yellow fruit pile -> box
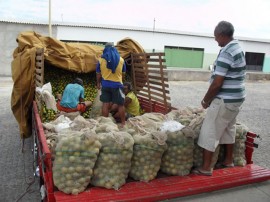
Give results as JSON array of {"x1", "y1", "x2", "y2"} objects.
[{"x1": 41, "y1": 63, "x2": 132, "y2": 122}]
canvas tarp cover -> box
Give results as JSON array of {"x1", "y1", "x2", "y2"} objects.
[{"x1": 11, "y1": 31, "x2": 145, "y2": 138}]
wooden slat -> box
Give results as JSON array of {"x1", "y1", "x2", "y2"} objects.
[
  {"x1": 36, "y1": 55, "x2": 43, "y2": 61},
  {"x1": 138, "y1": 92, "x2": 168, "y2": 104},
  {"x1": 35, "y1": 68, "x2": 43, "y2": 75},
  {"x1": 35, "y1": 48, "x2": 44, "y2": 89},
  {"x1": 147, "y1": 64, "x2": 167, "y2": 69},
  {"x1": 131, "y1": 52, "x2": 171, "y2": 113},
  {"x1": 138, "y1": 90, "x2": 171, "y2": 102},
  {"x1": 149, "y1": 80, "x2": 169, "y2": 88},
  {"x1": 148, "y1": 75, "x2": 169, "y2": 82},
  {"x1": 137, "y1": 88, "x2": 168, "y2": 98},
  {"x1": 132, "y1": 58, "x2": 166, "y2": 64},
  {"x1": 147, "y1": 85, "x2": 170, "y2": 94},
  {"x1": 147, "y1": 58, "x2": 166, "y2": 63},
  {"x1": 134, "y1": 68, "x2": 166, "y2": 76},
  {"x1": 134, "y1": 73, "x2": 147, "y2": 79},
  {"x1": 133, "y1": 63, "x2": 147, "y2": 68},
  {"x1": 36, "y1": 61, "x2": 43, "y2": 68},
  {"x1": 132, "y1": 52, "x2": 165, "y2": 57},
  {"x1": 35, "y1": 74, "x2": 43, "y2": 83},
  {"x1": 36, "y1": 48, "x2": 44, "y2": 54},
  {"x1": 133, "y1": 63, "x2": 166, "y2": 69},
  {"x1": 135, "y1": 84, "x2": 170, "y2": 94}
]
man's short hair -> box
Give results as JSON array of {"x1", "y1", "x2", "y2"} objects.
[
  {"x1": 73, "y1": 78, "x2": 83, "y2": 86},
  {"x1": 123, "y1": 82, "x2": 132, "y2": 91},
  {"x1": 105, "y1": 42, "x2": 114, "y2": 48},
  {"x1": 215, "y1": 21, "x2": 234, "y2": 37}
]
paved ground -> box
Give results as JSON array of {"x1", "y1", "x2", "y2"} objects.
[{"x1": 0, "y1": 77, "x2": 269, "y2": 202}]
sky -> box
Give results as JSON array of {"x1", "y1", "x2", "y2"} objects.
[{"x1": 0, "y1": 0, "x2": 270, "y2": 39}]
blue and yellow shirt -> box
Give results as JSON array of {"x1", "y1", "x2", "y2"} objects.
[{"x1": 96, "y1": 57, "x2": 126, "y2": 88}]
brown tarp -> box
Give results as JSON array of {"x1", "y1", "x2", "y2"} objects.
[{"x1": 11, "y1": 31, "x2": 145, "y2": 139}]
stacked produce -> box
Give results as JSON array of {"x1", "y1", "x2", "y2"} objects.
[
  {"x1": 126, "y1": 113, "x2": 168, "y2": 181},
  {"x1": 127, "y1": 113, "x2": 166, "y2": 134},
  {"x1": 161, "y1": 127, "x2": 194, "y2": 176},
  {"x1": 41, "y1": 63, "x2": 132, "y2": 122},
  {"x1": 217, "y1": 123, "x2": 248, "y2": 166},
  {"x1": 129, "y1": 131, "x2": 167, "y2": 182},
  {"x1": 160, "y1": 108, "x2": 202, "y2": 175},
  {"x1": 234, "y1": 123, "x2": 248, "y2": 166},
  {"x1": 52, "y1": 129, "x2": 101, "y2": 195},
  {"x1": 193, "y1": 143, "x2": 220, "y2": 169},
  {"x1": 91, "y1": 118, "x2": 134, "y2": 190}
]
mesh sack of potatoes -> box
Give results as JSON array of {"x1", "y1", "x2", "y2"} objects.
[
  {"x1": 44, "y1": 132, "x2": 58, "y2": 160},
  {"x1": 69, "y1": 115, "x2": 98, "y2": 131},
  {"x1": 91, "y1": 131, "x2": 134, "y2": 190},
  {"x1": 193, "y1": 141, "x2": 220, "y2": 169},
  {"x1": 160, "y1": 125, "x2": 195, "y2": 176},
  {"x1": 189, "y1": 113, "x2": 220, "y2": 169},
  {"x1": 166, "y1": 107, "x2": 204, "y2": 125},
  {"x1": 95, "y1": 116, "x2": 119, "y2": 133},
  {"x1": 52, "y1": 128, "x2": 101, "y2": 195},
  {"x1": 127, "y1": 113, "x2": 166, "y2": 134},
  {"x1": 217, "y1": 123, "x2": 248, "y2": 166},
  {"x1": 129, "y1": 131, "x2": 167, "y2": 182}
]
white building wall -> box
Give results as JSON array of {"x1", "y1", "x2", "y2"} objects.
[
  {"x1": 0, "y1": 22, "x2": 57, "y2": 76},
  {"x1": 1, "y1": 22, "x2": 270, "y2": 75},
  {"x1": 57, "y1": 26, "x2": 221, "y2": 53},
  {"x1": 57, "y1": 26, "x2": 270, "y2": 54}
]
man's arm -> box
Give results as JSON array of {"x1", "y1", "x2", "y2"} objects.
[
  {"x1": 96, "y1": 73, "x2": 101, "y2": 90},
  {"x1": 122, "y1": 60, "x2": 126, "y2": 82},
  {"x1": 124, "y1": 97, "x2": 132, "y2": 108},
  {"x1": 79, "y1": 88, "x2": 85, "y2": 102},
  {"x1": 96, "y1": 61, "x2": 102, "y2": 89},
  {"x1": 201, "y1": 75, "x2": 224, "y2": 109}
]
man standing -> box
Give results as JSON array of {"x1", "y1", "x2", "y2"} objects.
[
  {"x1": 96, "y1": 42, "x2": 126, "y2": 126},
  {"x1": 193, "y1": 21, "x2": 246, "y2": 176}
]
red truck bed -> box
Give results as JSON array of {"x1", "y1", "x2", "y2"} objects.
[{"x1": 33, "y1": 101, "x2": 270, "y2": 202}]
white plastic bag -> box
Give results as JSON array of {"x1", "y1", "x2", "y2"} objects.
[
  {"x1": 89, "y1": 90, "x2": 102, "y2": 118},
  {"x1": 54, "y1": 115, "x2": 72, "y2": 132},
  {"x1": 36, "y1": 82, "x2": 57, "y2": 111},
  {"x1": 160, "y1": 120, "x2": 185, "y2": 132}
]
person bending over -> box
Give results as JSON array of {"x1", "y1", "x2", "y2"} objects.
[
  {"x1": 96, "y1": 42, "x2": 126, "y2": 126},
  {"x1": 56, "y1": 78, "x2": 92, "y2": 113}
]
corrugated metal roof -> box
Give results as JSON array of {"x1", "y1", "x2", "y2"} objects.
[{"x1": 1, "y1": 19, "x2": 269, "y2": 43}]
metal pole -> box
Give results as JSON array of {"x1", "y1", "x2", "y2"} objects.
[{"x1": 49, "y1": 0, "x2": 52, "y2": 37}]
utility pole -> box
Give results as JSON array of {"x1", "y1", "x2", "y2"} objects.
[
  {"x1": 153, "y1": 18, "x2": 156, "y2": 33},
  {"x1": 153, "y1": 18, "x2": 156, "y2": 52},
  {"x1": 49, "y1": 0, "x2": 52, "y2": 37}
]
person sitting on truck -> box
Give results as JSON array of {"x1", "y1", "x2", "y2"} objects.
[
  {"x1": 56, "y1": 78, "x2": 92, "y2": 113},
  {"x1": 111, "y1": 82, "x2": 143, "y2": 120},
  {"x1": 193, "y1": 21, "x2": 246, "y2": 176},
  {"x1": 96, "y1": 42, "x2": 126, "y2": 127}
]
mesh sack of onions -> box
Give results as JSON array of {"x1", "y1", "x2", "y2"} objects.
[
  {"x1": 129, "y1": 131, "x2": 167, "y2": 182},
  {"x1": 94, "y1": 116, "x2": 119, "y2": 133},
  {"x1": 52, "y1": 129, "x2": 101, "y2": 195},
  {"x1": 193, "y1": 140, "x2": 220, "y2": 169},
  {"x1": 127, "y1": 113, "x2": 166, "y2": 135},
  {"x1": 160, "y1": 125, "x2": 195, "y2": 176},
  {"x1": 91, "y1": 131, "x2": 134, "y2": 190},
  {"x1": 217, "y1": 123, "x2": 248, "y2": 167}
]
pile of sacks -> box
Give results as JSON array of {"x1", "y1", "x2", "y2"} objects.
[{"x1": 42, "y1": 107, "x2": 248, "y2": 195}]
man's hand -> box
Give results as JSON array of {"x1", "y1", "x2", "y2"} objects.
[
  {"x1": 201, "y1": 100, "x2": 209, "y2": 109},
  {"x1": 97, "y1": 83, "x2": 101, "y2": 90}
]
